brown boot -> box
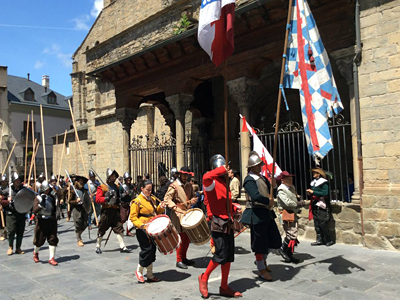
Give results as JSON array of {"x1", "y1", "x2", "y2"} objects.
[
  {"x1": 77, "y1": 240, "x2": 84, "y2": 247},
  {"x1": 258, "y1": 269, "x2": 273, "y2": 281},
  {"x1": 7, "y1": 247, "x2": 13, "y2": 255},
  {"x1": 15, "y1": 248, "x2": 25, "y2": 254}
]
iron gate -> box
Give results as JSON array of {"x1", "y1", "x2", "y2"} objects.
[
  {"x1": 257, "y1": 116, "x2": 354, "y2": 202},
  {"x1": 130, "y1": 134, "x2": 208, "y2": 190}
]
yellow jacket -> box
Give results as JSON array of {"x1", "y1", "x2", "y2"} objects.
[{"x1": 129, "y1": 193, "x2": 164, "y2": 228}]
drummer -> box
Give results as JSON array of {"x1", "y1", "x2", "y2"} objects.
[
  {"x1": 0, "y1": 171, "x2": 27, "y2": 255},
  {"x1": 164, "y1": 166, "x2": 197, "y2": 269},
  {"x1": 130, "y1": 180, "x2": 166, "y2": 283}
]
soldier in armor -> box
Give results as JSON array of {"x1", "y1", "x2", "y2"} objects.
[
  {"x1": 164, "y1": 166, "x2": 197, "y2": 269},
  {"x1": 0, "y1": 174, "x2": 8, "y2": 241},
  {"x1": 85, "y1": 170, "x2": 100, "y2": 229},
  {"x1": 67, "y1": 175, "x2": 89, "y2": 247},
  {"x1": 32, "y1": 181, "x2": 59, "y2": 266},
  {"x1": 95, "y1": 168, "x2": 132, "y2": 254},
  {"x1": 35, "y1": 173, "x2": 45, "y2": 192},
  {"x1": 120, "y1": 172, "x2": 135, "y2": 236},
  {"x1": 0, "y1": 171, "x2": 27, "y2": 255},
  {"x1": 242, "y1": 152, "x2": 282, "y2": 281}
]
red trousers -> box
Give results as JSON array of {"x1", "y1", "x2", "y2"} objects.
[{"x1": 176, "y1": 232, "x2": 190, "y2": 262}]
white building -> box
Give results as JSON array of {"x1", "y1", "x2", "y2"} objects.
[{"x1": 0, "y1": 66, "x2": 71, "y2": 180}]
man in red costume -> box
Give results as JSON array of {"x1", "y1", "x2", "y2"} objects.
[{"x1": 198, "y1": 154, "x2": 242, "y2": 298}]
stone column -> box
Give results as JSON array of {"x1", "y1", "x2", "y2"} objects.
[
  {"x1": 334, "y1": 50, "x2": 360, "y2": 204},
  {"x1": 227, "y1": 77, "x2": 258, "y2": 188},
  {"x1": 116, "y1": 108, "x2": 138, "y2": 173},
  {"x1": 166, "y1": 94, "x2": 193, "y2": 169},
  {"x1": 140, "y1": 104, "x2": 155, "y2": 147}
]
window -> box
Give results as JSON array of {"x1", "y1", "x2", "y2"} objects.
[
  {"x1": 48, "y1": 94, "x2": 57, "y2": 104},
  {"x1": 24, "y1": 89, "x2": 34, "y2": 101}
]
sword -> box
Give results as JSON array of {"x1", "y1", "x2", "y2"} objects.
[
  {"x1": 103, "y1": 228, "x2": 113, "y2": 249},
  {"x1": 65, "y1": 170, "x2": 80, "y2": 200}
]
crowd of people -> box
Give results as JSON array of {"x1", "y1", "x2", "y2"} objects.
[{"x1": 0, "y1": 151, "x2": 335, "y2": 298}]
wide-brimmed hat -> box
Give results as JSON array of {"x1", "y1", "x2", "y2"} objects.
[
  {"x1": 75, "y1": 175, "x2": 88, "y2": 185},
  {"x1": 179, "y1": 166, "x2": 194, "y2": 176},
  {"x1": 309, "y1": 168, "x2": 327, "y2": 179},
  {"x1": 277, "y1": 171, "x2": 295, "y2": 181}
]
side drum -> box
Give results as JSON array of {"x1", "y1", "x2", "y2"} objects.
[
  {"x1": 146, "y1": 214, "x2": 181, "y2": 255},
  {"x1": 180, "y1": 208, "x2": 211, "y2": 245}
]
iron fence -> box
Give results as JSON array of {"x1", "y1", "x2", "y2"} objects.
[{"x1": 258, "y1": 117, "x2": 353, "y2": 202}]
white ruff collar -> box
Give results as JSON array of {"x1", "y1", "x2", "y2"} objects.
[
  {"x1": 311, "y1": 178, "x2": 327, "y2": 187},
  {"x1": 249, "y1": 171, "x2": 260, "y2": 180}
]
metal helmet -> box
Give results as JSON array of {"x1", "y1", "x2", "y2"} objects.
[
  {"x1": 40, "y1": 180, "x2": 51, "y2": 192},
  {"x1": 106, "y1": 168, "x2": 119, "y2": 179},
  {"x1": 123, "y1": 172, "x2": 132, "y2": 180},
  {"x1": 170, "y1": 167, "x2": 178, "y2": 177},
  {"x1": 50, "y1": 175, "x2": 57, "y2": 181},
  {"x1": 246, "y1": 151, "x2": 265, "y2": 168},
  {"x1": 38, "y1": 173, "x2": 45, "y2": 179},
  {"x1": 11, "y1": 171, "x2": 20, "y2": 182},
  {"x1": 89, "y1": 170, "x2": 95, "y2": 177},
  {"x1": 0, "y1": 173, "x2": 7, "y2": 182},
  {"x1": 210, "y1": 154, "x2": 226, "y2": 170}
]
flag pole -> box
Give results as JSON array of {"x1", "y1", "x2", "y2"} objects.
[
  {"x1": 270, "y1": 0, "x2": 294, "y2": 204},
  {"x1": 223, "y1": 60, "x2": 232, "y2": 219}
]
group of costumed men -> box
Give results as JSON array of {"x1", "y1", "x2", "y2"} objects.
[{"x1": 0, "y1": 150, "x2": 334, "y2": 299}]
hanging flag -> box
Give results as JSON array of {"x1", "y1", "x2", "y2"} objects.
[
  {"x1": 198, "y1": 0, "x2": 235, "y2": 66},
  {"x1": 283, "y1": 0, "x2": 344, "y2": 161},
  {"x1": 240, "y1": 115, "x2": 282, "y2": 178}
]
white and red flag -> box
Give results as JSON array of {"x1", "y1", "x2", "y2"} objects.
[
  {"x1": 240, "y1": 115, "x2": 282, "y2": 178},
  {"x1": 198, "y1": 0, "x2": 235, "y2": 66}
]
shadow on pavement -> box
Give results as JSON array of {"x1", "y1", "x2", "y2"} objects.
[
  {"x1": 235, "y1": 246, "x2": 251, "y2": 255},
  {"x1": 229, "y1": 277, "x2": 261, "y2": 293},
  {"x1": 103, "y1": 245, "x2": 139, "y2": 253},
  {"x1": 293, "y1": 252, "x2": 315, "y2": 262},
  {"x1": 318, "y1": 255, "x2": 366, "y2": 275},
  {"x1": 57, "y1": 254, "x2": 80, "y2": 263},
  {"x1": 192, "y1": 256, "x2": 211, "y2": 268},
  {"x1": 155, "y1": 269, "x2": 191, "y2": 282}
]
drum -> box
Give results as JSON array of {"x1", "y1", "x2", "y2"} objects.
[
  {"x1": 180, "y1": 208, "x2": 211, "y2": 245},
  {"x1": 232, "y1": 203, "x2": 244, "y2": 232},
  {"x1": 146, "y1": 214, "x2": 181, "y2": 255}
]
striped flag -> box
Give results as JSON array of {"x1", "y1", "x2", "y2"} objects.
[
  {"x1": 240, "y1": 115, "x2": 282, "y2": 178},
  {"x1": 198, "y1": 0, "x2": 235, "y2": 66},
  {"x1": 283, "y1": 0, "x2": 344, "y2": 161}
]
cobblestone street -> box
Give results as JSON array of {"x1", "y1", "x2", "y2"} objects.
[{"x1": 1, "y1": 219, "x2": 400, "y2": 299}]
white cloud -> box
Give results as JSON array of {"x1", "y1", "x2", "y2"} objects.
[
  {"x1": 91, "y1": 0, "x2": 104, "y2": 18},
  {"x1": 34, "y1": 60, "x2": 44, "y2": 69},
  {"x1": 72, "y1": 15, "x2": 91, "y2": 31},
  {"x1": 43, "y1": 44, "x2": 72, "y2": 68}
]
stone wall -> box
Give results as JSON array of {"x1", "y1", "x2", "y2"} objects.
[{"x1": 357, "y1": 0, "x2": 400, "y2": 250}]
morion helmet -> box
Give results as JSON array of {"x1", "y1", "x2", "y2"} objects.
[{"x1": 210, "y1": 154, "x2": 226, "y2": 170}]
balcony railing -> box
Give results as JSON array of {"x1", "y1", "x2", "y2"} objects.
[{"x1": 21, "y1": 131, "x2": 40, "y2": 142}]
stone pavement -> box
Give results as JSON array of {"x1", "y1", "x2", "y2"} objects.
[{"x1": 1, "y1": 219, "x2": 400, "y2": 300}]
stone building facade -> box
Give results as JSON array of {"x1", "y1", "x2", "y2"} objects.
[{"x1": 52, "y1": 0, "x2": 400, "y2": 250}]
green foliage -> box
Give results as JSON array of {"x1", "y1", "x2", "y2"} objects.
[{"x1": 173, "y1": 13, "x2": 192, "y2": 35}]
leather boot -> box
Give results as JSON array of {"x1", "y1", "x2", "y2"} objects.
[
  {"x1": 311, "y1": 233, "x2": 324, "y2": 246},
  {"x1": 33, "y1": 252, "x2": 39, "y2": 263},
  {"x1": 7, "y1": 247, "x2": 13, "y2": 255}
]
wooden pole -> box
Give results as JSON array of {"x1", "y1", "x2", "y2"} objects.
[
  {"x1": 40, "y1": 105, "x2": 48, "y2": 180},
  {"x1": 24, "y1": 115, "x2": 30, "y2": 183},
  {"x1": 27, "y1": 140, "x2": 38, "y2": 187},
  {"x1": 57, "y1": 130, "x2": 67, "y2": 187},
  {"x1": 2, "y1": 141, "x2": 17, "y2": 175},
  {"x1": 269, "y1": 0, "x2": 294, "y2": 205},
  {"x1": 223, "y1": 60, "x2": 232, "y2": 219},
  {"x1": 55, "y1": 133, "x2": 58, "y2": 179},
  {"x1": 0, "y1": 121, "x2": 4, "y2": 172},
  {"x1": 67, "y1": 100, "x2": 98, "y2": 225},
  {"x1": 31, "y1": 111, "x2": 35, "y2": 188}
]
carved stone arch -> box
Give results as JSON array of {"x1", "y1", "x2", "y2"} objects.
[{"x1": 182, "y1": 78, "x2": 205, "y2": 95}]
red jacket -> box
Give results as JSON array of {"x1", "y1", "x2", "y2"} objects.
[{"x1": 203, "y1": 166, "x2": 237, "y2": 220}]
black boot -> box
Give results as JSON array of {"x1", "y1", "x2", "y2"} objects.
[
  {"x1": 286, "y1": 239, "x2": 300, "y2": 264},
  {"x1": 311, "y1": 233, "x2": 324, "y2": 246},
  {"x1": 278, "y1": 238, "x2": 291, "y2": 263}
]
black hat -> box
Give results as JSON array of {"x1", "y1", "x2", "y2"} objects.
[{"x1": 179, "y1": 166, "x2": 194, "y2": 176}]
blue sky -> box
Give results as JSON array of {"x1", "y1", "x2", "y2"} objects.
[{"x1": 0, "y1": 0, "x2": 103, "y2": 96}]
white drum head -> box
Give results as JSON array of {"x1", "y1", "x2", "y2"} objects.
[
  {"x1": 181, "y1": 209, "x2": 204, "y2": 228},
  {"x1": 147, "y1": 216, "x2": 170, "y2": 235}
]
